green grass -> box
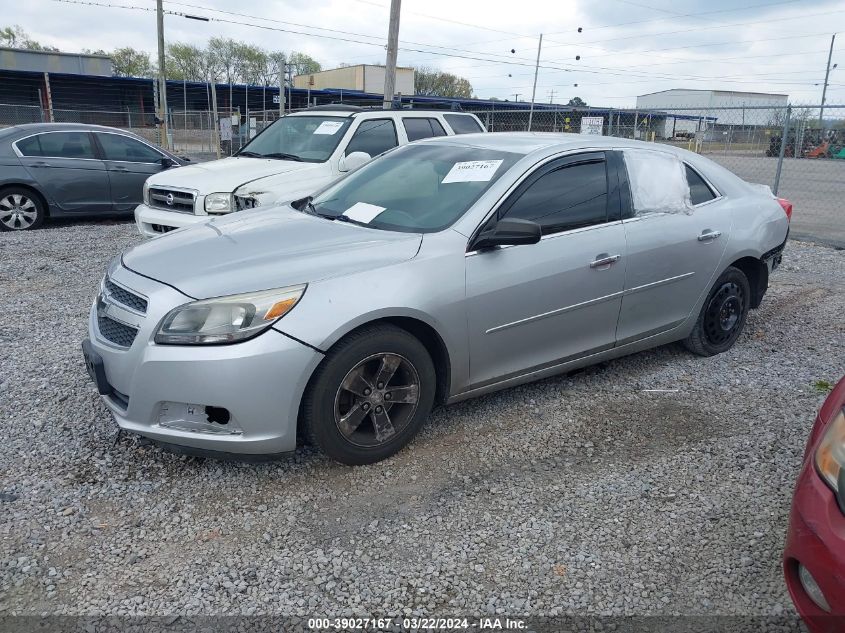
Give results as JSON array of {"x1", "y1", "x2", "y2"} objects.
[{"x1": 814, "y1": 379, "x2": 834, "y2": 394}]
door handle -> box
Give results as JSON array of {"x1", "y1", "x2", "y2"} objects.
[
  {"x1": 698, "y1": 230, "x2": 722, "y2": 242},
  {"x1": 590, "y1": 254, "x2": 621, "y2": 268},
  {"x1": 31, "y1": 161, "x2": 51, "y2": 168}
]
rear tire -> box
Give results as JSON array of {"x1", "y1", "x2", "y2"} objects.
[
  {"x1": 0, "y1": 187, "x2": 46, "y2": 231},
  {"x1": 301, "y1": 324, "x2": 436, "y2": 465},
  {"x1": 684, "y1": 266, "x2": 750, "y2": 357}
]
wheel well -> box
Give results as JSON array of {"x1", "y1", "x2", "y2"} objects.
[
  {"x1": 317, "y1": 317, "x2": 452, "y2": 406},
  {"x1": 728, "y1": 256, "x2": 768, "y2": 309},
  {"x1": 0, "y1": 184, "x2": 50, "y2": 217},
  {"x1": 376, "y1": 317, "x2": 451, "y2": 405}
]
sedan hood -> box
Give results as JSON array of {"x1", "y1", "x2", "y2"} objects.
[
  {"x1": 122, "y1": 206, "x2": 422, "y2": 299},
  {"x1": 149, "y1": 156, "x2": 322, "y2": 193}
]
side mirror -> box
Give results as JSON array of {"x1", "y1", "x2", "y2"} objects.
[
  {"x1": 178, "y1": 155, "x2": 191, "y2": 162},
  {"x1": 470, "y1": 218, "x2": 542, "y2": 251},
  {"x1": 338, "y1": 151, "x2": 372, "y2": 172},
  {"x1": 160, "y1": 156, "x2": 176, "y2": 169}
]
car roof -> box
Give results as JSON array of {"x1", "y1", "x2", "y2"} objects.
[
  {"x1": 287, "y1": 109, "x2": 478, "y2": 119},
  {"x1": 2, "y1": 122, "x2": 136, "y2": 134},
  {"x1": 416, "y1": 131, "x2": 700, "y2": 158}
]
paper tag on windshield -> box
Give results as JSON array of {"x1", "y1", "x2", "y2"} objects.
[
  {"x1": 313, "y1": 121, "x2": 344, "y2": 135},
  {"x1": 441, "y1": 159, "x2": 503, "y2": 184},
  {"x1": 343, "y1": 202, "x2": 386, "y2": 223}
]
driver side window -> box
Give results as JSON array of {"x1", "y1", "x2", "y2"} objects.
[
  {"x1": 345, "y1": 119, "x2": 398, "y2": 157},
  {"x1": 500, "y1": 157, "x2": 609, "y2": 235}
]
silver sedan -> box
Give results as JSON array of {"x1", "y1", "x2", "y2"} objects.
[{"x1": 83, "y1": 133, "x2": 791, "y2": 464}]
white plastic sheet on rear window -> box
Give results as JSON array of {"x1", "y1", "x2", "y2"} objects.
[{"x1": 624, "y1": 149, "x2": 693, "y2": 216}]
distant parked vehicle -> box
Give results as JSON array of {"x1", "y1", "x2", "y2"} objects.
[
  {"x1": 784, "y1": 375, "x2": 845, "y2": 631},
  {"x1": 0, "y1": 123, "x2": 187, "y2": 231},
  {"x1": 133, "y1": 105, "x2": 487, "y2": 238}
]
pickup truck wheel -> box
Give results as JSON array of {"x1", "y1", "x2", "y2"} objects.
[
  {"x1": 302, "y1": 324, "x2": 436, "y2": 465},
  {"x1": 0, "y1": 187, "x2": 45, "y2": 231},
  {"x1": 684, "y1": 266, "x2": 750, "y2": 357}
]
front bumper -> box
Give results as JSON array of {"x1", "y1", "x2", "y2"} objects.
[
  {"x1": 784, "y1": 455, "x2": 845, "y2": 632},
  {"x1": 135, "y1": 203, "x2": 209, "y2": 238},
  {"x1": 85, "y1": 264, "x2": 323, "y2": 455}
]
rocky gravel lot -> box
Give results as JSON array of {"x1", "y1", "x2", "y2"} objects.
[{"x1": 1, "y1": 220, "x2": 843, "y2": 625}]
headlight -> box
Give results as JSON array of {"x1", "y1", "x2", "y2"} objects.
[
  {"x1": 142, "y1": 181, "x2": 151, "y2": 205},
  {"x1": 154, "y1": 284, "x2": 306, "y2": 345},
  {"x1": 205, "y1": 192, "x2": 234, "y2": 214},
  {"x1": 815, "y1": 408, "x2": 845, "y2": 503}
]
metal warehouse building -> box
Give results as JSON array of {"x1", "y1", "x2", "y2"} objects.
[{"x1": 636, "y1": 89, "x2": 789, "y2": 129}]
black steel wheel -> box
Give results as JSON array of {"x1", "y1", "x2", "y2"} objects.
[
  {"x1": 684, "y1": 266, "x2": 751, "y2": 357},
  {"x1": 302, "y1": 324, "x2": 436, "y2": 465}
]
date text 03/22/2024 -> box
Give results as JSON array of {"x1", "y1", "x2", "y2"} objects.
[{"x1": 307, "y1": 617, "x2": 528, "y2": 630}]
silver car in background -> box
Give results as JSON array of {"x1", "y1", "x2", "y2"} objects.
[{"x1": 82, "y1": 133, "x2": 791, "y2": 465}]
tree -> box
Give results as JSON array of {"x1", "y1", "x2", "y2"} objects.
[
  {"x1": 567, "y1": 96, "x2": 587, "y2": 107},
  {"x1": 287, "y1": 52, "x2": 321, "y2": 76},
  {"x1": 166, "y1": 42, "x2": 206, "y2": 81},
  {"x1": 1, "y1": 25, "x2": 59, "y2": 51},
  {"x1": 111, "y1": 47, "x2": 155, "y2": 77},
  {"x1": 413, "y1": 66, "x2": 473, "y2": 98}
]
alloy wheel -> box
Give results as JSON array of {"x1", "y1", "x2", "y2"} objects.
[
  {"x1": 0, "y1": 194, "x2": 38, "y2": 230},
  {"x1": 703, "y1": 281, "x2": 744, "y2": 346},
  {"x1": 333, "y1": 352, "x2": 421, "y2": 448}
]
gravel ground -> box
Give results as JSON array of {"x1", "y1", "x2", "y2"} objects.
[{"x1": 0, "y1": 220, "x2": 843, "y2": 623}]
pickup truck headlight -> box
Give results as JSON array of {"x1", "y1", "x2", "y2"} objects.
[
  {"x1": 816, "y1": 408, "x2": 845, "y2": 511},
  {"x1": 142, "y1": 181, "x2": 151, "y2": 205},
  {"x1": 205, "y1": 192, "x2": 234, "y2": 214},
  {"x1": 154, "y1": 284, "x2": 306, "y2": 345}
]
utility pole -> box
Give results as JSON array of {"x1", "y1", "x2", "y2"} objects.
[
  {"x1": 156, "y1": 0, "x2": 169, "y2": 149},
  {"x1": 511, "y1": 93, "x2": 522, "y2": 102},
  {"x1": 819, "y1": 33, "x2": 836, "y2": 128},
  {"x1": 382, "y1": 0, "x2": 401, "y2": 109},
  {"x1": 528, "y1": 33, "x2": 543, "y2": 131},
  {"x1": 547, "y1": 89, "x2": 557, "y2": 104}
]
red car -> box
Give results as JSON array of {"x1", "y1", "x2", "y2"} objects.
[{"x1": 784, "y1": 376, "x2": 845, "y2": 632}]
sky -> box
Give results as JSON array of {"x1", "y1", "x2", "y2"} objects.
[{"x1": 4, "y1": 0, "x2": 845, "y2": 108}]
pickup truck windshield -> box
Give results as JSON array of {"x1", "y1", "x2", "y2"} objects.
[
  {"x1": 307, "y1": 143, "x2": 522, "y2": 233},
  {"x1": 238, "y1": 116, "x2": 352, "y2": 163}
]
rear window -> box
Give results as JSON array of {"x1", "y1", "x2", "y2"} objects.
[
  {"x1": 444, "y1": 114, "x2": 484, "y2": 134},
  {"x1": 685, "y1": 164, "x2": 717, "y2": 205},
  {"x1": 16, "y1": 132, "x2": 97, "y2": 159},
  {"x1": 403, "y1": 117, "x2": 447, "y2": 141}
]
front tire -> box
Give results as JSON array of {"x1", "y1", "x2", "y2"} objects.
[
  {"x1": 684, "y1": 266, "x2": 750, "y2": 357},
  {"x1": 302, "y1": 324, "x2": 436, "y2": 465},
  {"x1": 0, "y1": 187, "x2": 46, "y2": 231}
]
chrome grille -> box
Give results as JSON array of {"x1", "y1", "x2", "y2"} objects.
[
  {"x1": 104, "y1": 278, "x2": 147, "y2": 313},
  {"x1": 148, "y1": 187, "x2": 195, "y2": 213},
  {"x1": 97, "y1": 315, "x2": 138, "y2": 348}
]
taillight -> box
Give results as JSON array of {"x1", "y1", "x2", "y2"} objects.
[{"x1": 777, "y1": 197, "x2": 793, "y2": 222}]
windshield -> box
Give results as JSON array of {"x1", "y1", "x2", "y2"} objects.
[
  {"x1": 238, "y1": 115, "x2": 352, "y2": 162},
  {"x1": 306, "y1": 143, "x2": 522, "y2": 233}
]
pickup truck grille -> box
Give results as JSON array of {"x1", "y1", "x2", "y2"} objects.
[{"x1": 148, "y1": 187, "x2": 195, "y2": 213}]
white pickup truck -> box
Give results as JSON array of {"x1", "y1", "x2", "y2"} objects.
[{"x1": 135, "y1": 105, "x2": 486, "y2": 237}]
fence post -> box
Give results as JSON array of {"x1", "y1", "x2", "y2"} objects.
[
  {"x1": 773, "y1": 105, "x2": 791, "y2": 196},
  {"x1": 43, "y1": 72, "x2": 54, "y2": 122}
]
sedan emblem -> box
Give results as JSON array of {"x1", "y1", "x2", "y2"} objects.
[{"x1": 165, "y1": 193, "x2": 175, "y2": 206}]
